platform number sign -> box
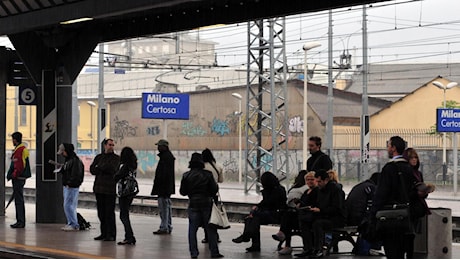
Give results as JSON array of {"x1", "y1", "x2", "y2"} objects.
[{"x1": 19, "y1": 86, "x2": 37, "y2": 105}]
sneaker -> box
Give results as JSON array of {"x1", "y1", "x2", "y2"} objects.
[
  {"x1": 369, "y1": 249, "x2": 384, "y2": 256},
  {"x1": 153, "y1": 229, "x2": 170, "y2": 235},
  {"x1": 278, "y1": 247, "x2": 293, "y2": 255},
  {"x1": 62, "y1": 225, "x2": 79, "y2": 232}
]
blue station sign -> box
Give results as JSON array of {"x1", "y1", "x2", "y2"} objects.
[
  {"x1": 437, "y1": 108, "x2": 460, "y2": 132},
  {"x1": 142, "y1": 92, "x2": 190, "y2": 120}
]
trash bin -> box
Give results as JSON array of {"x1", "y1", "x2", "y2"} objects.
[{"x1": 414, "y1": 207, "x2": 452, "y2": 258}]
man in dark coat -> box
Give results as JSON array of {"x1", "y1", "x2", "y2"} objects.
[
  {"x1": 57, "y1": 143, "x2": 84, "y2": 231},
  {"x1": 307, "y1": 136, "x2": 333, "y2": 172},
  {"x1": 151, "y1": 139, "x2": 176, "y2": 234},
  {"x1": 295, "y1": 169, "x2": 345, "y2": 258},
  {"x1": 180, "y1": 153, "x2": 222, "y2": 259},
  {"x1": 346, "y1": 172, "x2": 379, "y2": 226},
  {"x1": 90, "y1": 138, "x2": 120, "y2": 241},
  {"x1": 371, "y1": 136, "x2": 418, "y2": 258}
]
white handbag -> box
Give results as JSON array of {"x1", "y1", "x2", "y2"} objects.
[{"x1": 209, "y1": 193, "x2": 230, "y2": 229}]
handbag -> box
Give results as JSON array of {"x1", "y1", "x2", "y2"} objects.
[
  {"x1": 117, "y1": 170, "x2": 139, "y2": 198},
  {"x1": 209, "y1": 193, "x2": 230, "y2": 229},
  {"x1": 375, "y1": 204, "x2": 411, "y2": 234},
  {"x1": 375, "y1": 168, "x2": 413, "y2": 234}
]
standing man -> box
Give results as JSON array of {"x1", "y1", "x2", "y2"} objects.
[
  {"x1": 151, "y1": 139, "x2": 176, "y2": 235},
  {"x1": 306, "y1": 136, "x2": 333, "y2": 172},
  {"x1": 56, "y1": 143, "x2": 84, "y2": 231},
  {"x1": 90, "y1": 138, "x2": 120, "y2": 241},
  {"x1": 371, "y1": 136, "x2": 416, "y2": 258},
  {"x1": 7, "y1": 132, "x2": 31, "y2": 228}
]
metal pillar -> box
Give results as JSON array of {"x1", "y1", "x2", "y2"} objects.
[
  {"x1": 245, "y1": 17, "x2": 289, "y2": 193},
  {"x1": 360, "y1": 5, "x2": 369, "y2": 180},
  {"x1": 0, "y1": 47, "x2": 8, "y2": 216},
  {"x1": 326, "y1": 9, "x2": 334, "y2": 157},
  {"x1": 98, "y1": 43, "x2": 106, "y2": 153}
]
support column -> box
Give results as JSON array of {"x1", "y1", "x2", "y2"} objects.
[
  {"x1": 0, "y1": 47, "x2": 7, "y2": 216},
  {"x1": 36, "y1": 70, "x2": 65, "y2": 223}
]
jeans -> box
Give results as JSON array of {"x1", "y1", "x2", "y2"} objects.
[
  {"x1": 187, "y1": 207, "x2": 219, "y2": 258},
  {"x1": 63, "y1": 186, "x2": 80, "y2": 228},
  {"x1": 119, "y1": 196, "x2": 135, "y2": 242},
  {"x1": 12, "y1": 179, "x2": 26, "y2": 225},
  {"x1": 158, "y1": 196, "x2": 172, "y2": 232},
  {"x1": 95, "y1": 193, "x2": 117, "y2": 238}
]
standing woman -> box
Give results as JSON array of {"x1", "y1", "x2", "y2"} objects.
[
  {"x1": 201, "y1": 148, "x2": 224, "y2": 243},
  {"x1": 114, "y1": 147, "x2": 138, "y2": 245}
]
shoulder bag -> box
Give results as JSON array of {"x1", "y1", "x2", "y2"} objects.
[
  {"x1": 375, "y1": 167, "x2": 413, "y2": 234},
  {"x1": 209, "y1": 192, "x2": 230, "y2": 229},
  {"x1": 117, "y1": 169, "x2": 139, "y2": 197}
]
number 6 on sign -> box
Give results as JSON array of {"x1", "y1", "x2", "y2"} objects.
[{"x1": 19, "y1": 86, "x2": 37, "y2": 105}]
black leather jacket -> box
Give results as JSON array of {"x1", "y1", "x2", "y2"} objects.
[{"x1": 180, "y1": 168, "x2": 218, "y2": 208}]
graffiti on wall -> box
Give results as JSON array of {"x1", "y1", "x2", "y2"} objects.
[
  {"x1": 113, "y1": 116, "x2": 138, "y2": 144},
  {"x1": 146, "y1": 126, "x2": 160, "y2": 136},
  {"x1": 181, "y1": 114, "x2": 208, "y2": 136},
  {"x1": 289, "y1": 115, "x2": 303, "y2": 134},
  {"x1": 222, "y1": 157, "x2": 238, "y2": 176},
  {"x1": 181, "y1": 122, "x2": 207, "y2": 136},
  {"x1": 210, "y1": 117, "x2": 231, "y2": 136},
  {"x1": 136, "y1": 150, "x2": 158, "y2": 177},
  {"x1": 250, "y1": 153, "x2": 273, "y2": 173}
]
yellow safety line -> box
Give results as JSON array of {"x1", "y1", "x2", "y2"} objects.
[{"x1": 0, "y1": 240, "x2": 110, "y2": 259}]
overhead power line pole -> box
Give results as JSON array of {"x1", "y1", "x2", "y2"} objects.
[
  {"x1": 245, "y1": 17, "x2": 290, "y2": 193},
  {"x1": 361, "y1": 5, "x2": 369, "y2": 181},
  {"x1": 326, "y1": 9, "x2": 334, "y2": 158}
]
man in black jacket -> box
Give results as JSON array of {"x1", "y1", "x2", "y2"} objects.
[
  {"x1": 90, "y1": 138, "x2": 120, "y2": 241},
  {"x1": 371, "y1": 136, "x2": 417, "y2": 258},
  {"x1": 346, "y1": 172, "x2": 379, "y2": 226},
  {"x1": 57, "y1": 143, "x2": 84, "y2": 231},
  {"x1": 151, "y1": 139, "x2": 176, "y2": 235},
  {"x1": 295, "y1": 169, "x2": 345, "y2": 258},
  {"x1": 307, "y1": 136, "x2": 333, "y2": 172},
  {"x1": 180, "y1": 153, "x2": 223, "y2": 259}
]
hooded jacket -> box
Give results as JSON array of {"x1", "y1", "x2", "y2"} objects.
[{"x1": 59, "y1": 143, "x2": 84, "y2": 188}]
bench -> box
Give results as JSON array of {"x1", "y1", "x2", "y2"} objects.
[
  {"x1": 325, "y1": 226, "x2": 358, "y2": 255},
  {"x1": 276, "y1": 225, "x2": 358, "y2": 254}
]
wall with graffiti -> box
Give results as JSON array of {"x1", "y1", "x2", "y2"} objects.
[{"x1": 108, "y1": 83, "x2": 324, "y2": 152}]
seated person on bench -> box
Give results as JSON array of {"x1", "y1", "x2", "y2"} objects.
[
  {"x1": 346, "y1": 172, "x2": 381, "y2": 256},
  {"x1": 232, "y1": 171, "x2": 287, "y2": 252},
  {"x1": 272, "y1": 170, "x2": 309, "y2": 255},
  {"x1": 295, "y1": 169, "x2": 345, "y2": 258}
]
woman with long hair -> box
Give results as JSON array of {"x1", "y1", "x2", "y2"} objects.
[{"x1": 114, "y1": 146, "x2": 138, "y2": 245}]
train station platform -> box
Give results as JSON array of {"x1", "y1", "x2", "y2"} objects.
[{"x1": 1, "y1": 176, "x2": 460, "y2": 258}]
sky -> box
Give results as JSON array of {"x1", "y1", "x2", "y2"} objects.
[
  {"x1": 193, "y1": 0, "x2": 460, "y2": 68},
  {"x1": 1, "y1": 0, "x2": 460, "y2": 70}
]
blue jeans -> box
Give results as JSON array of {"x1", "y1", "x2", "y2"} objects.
[
  {"x1": 187, "y1": 207, "x2": 219, "y2": 258},
  {"x1": 63, "y1": 186, "x2": 80, "y2": 228},
  {"x1": 158, "y1": 196, "x2": 172, "y2": 232}
]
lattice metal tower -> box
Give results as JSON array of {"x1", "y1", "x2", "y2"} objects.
[{"x1": 244, "y1": 17, "x2": 290, "y2": 193}]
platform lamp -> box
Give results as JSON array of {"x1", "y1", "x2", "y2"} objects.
[
  {"x1": 433, "y1": 80, "x2": 458, "y2": 190},
  {"x1": 232, "y1": 92, "x2": 243, "y2": 184},
  {"x1": 302, "y1": 42, "x2": 322, "y2": 170}
]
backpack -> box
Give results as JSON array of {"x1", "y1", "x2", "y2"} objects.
[{"x1": 77, "y1": 212, "x2": 91, "y2": 230}]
